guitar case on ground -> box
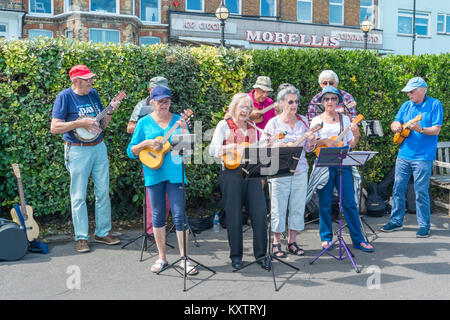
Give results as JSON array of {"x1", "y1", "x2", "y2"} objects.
[{"x1": 0, "y1": 218, "x2": 28, "y2": 261}]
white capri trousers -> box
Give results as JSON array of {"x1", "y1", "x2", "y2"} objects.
[{"x1": 270, "y1": 170, "x2": 308, "y2": 233}]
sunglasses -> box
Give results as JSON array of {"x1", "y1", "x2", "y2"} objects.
[
  {"x1": 287, "y1": 100, "x2": 299, "y2": 105},
  {"x1": 322, "y1": 81, "x2": 335, "y2": 86},
  {"x1": 322, "y1": 97, "x2": 338, "y2": 102}
]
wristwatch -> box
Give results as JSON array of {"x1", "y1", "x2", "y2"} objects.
[{"x1": 420, "y1": 127, "x2": 424, "y2": 134}]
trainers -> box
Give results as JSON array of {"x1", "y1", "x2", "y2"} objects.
[
  {"x1": 94, "y1": 234, "x2": 121, "y2": 245},
  {"x1": 416, "y1": 227, "x2": 431, "y2": 238},
  {"x1": 76, "y1": 240, "x2": 90, "y2": 253},
  {"x1": 381, "y1": 222, "x2": 403, "y2": 232}
]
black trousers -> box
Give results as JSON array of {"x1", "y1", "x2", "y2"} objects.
[{"x1": 219, "y1": 168, "x2": 267, "y2": 261}]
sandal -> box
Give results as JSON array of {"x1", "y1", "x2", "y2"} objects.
[
  {"x1": 287, "y1": 242, "x2": 304, "y2": 256},
  {"x1": 272, "y1": 243, "x2": 287, "y2": 258},
  {"x1": 180, "y1": 261, "x2": 199, "y2": 276},
  {"x1": 353, "y1": 241, "x2": 374, "y2": 253},
  {"x1": 151, "y1": 259, "x2": 168, "y2": 273}
]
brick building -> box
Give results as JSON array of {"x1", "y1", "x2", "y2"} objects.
[{"x1": 1, "y1": 0, "x2": 382, "y2": 50}]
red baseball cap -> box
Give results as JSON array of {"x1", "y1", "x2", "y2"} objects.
[{"x1": 69, "y1": 65, "x2": 96, "y2": 80}]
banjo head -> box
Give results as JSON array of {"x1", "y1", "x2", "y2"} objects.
[{"x1": 73, "y1": 115, "x2": 101, "y2": 142}]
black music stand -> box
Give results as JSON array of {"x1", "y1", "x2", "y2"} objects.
[
  {"x1": 233, "y1": 146, "x2": 303, "y2": 292},
  {"x1": 156, "y1": 134, "x2": 216, "y2": 292}
]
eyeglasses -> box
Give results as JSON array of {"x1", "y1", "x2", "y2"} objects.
[
  {"x1": 322, "y1": 81, "x2": 335, "y2": 86},
  {"x1": 322, "y1": 97, "x2": 338, "y2": 102},
  {"x1": 157, "y1": 99, "x2": 171, "y2": 105},
  {"x1": 287, "y1": 100, "x2": 299, "y2": 105},
  {"x1": 237, "y1": 105, "x2": 252, "y2": 111}
]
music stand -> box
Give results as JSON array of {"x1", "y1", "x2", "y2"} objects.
[
  {"x1": 309, "y1": 146, "x2": 375, "y2": 273},
  {"x1": 233, "y1": 146, "x2": 303, "y2": 292},
  {"x1": 156, "y1": 134, "x2": 216, "y2": 292}
]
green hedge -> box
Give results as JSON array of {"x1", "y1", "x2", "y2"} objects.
[{"x1": 0, "y1": 38, "x2": 448, "y2": 219}]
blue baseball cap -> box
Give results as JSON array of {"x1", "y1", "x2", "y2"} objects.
[
  {"x1": 318, "y1": 86, "x2": 343, "y2": 104},
  {"x1": 151, "y1": 86, "x2": 171, "y2": 101},
  {"x1": 401, "y1": 77, "x2": 428, "y2": 92}
]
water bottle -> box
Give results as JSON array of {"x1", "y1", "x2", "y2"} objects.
[{"x1": 213, "y1": 212, "x2": 220, "y2": 232}]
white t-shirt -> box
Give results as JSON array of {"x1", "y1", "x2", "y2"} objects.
[
  {"x1": 262, "y1": 115, "x2": 311, "y2": 174},
  {"x1": 311, "y1": 114, "x2": 354, "y2": 146}
]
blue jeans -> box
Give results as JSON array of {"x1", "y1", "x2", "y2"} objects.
[
  {"x1": 318, "y1": 167, "x2": 364, "y2": 245},
  {"x1": 390, "y1": 158, "x2": 433, "y2": 229},
  {"x1": 65, "y1": 142, "x2": 111, "y2": 241},
  {"x1": 147, "y1": 181, "x2": 188, "y2": 231}
]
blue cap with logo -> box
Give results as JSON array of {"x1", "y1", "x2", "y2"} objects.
[
  {"x1": 151, "y1": 86, "x2": 171, "y2": 101},
  {"x1": 401, "y1": 77, "x2": 428, "y2": 92},
  {"x1": 318, "y1": 86, "x2": 343, "y2": 104}
]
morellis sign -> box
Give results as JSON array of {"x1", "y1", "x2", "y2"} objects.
[{"x1": 245, "y1": 30, "x2": 341, "y2": 48}]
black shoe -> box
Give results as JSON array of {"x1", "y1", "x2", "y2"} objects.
[
  {"x1": 231, "y1": 259, "x2": 242, "y2": 270},
  {"x1": 257, "y1": 257, "x2": 271, "y2": 271}
]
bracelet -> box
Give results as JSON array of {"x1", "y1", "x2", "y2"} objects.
[{"x1": 107, "y1": 112, "x2": 114, "y2": 116}]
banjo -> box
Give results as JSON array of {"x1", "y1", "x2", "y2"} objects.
[{"x1": 73, "y1": 91, "x2": 126, "y2": 142}]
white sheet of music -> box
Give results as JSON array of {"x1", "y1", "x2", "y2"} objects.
[{"x1": 342, "y1": 151, "x2": 378, "y2": 166}]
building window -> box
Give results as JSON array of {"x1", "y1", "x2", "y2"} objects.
[
  {"x1": 65, "y1": 28, "x2": 73, "y2": 41},
  {"x1": 64, "y1": 0, "x2": 73, "y2": 12},
  {"x1": 225, "y1": 0, "x2": 240, "y2": 15},
  {"x1": 29, "y1": 29, "x2": 53, "y2": 39},
  {"x1": 360, "y1": 0, "x2": 373, "y2": 24},
  {"x1": 186, "y1": 0, "x2": 203, "y2": 12},
  {"x1": 90, "y1": 0, "x2": 118, "y2": 14},
  {"x1": 437, "y1": 13, "x2": 450, "y2": 34},
  {"x1": 141, "y1": 0, "x2": 160, "y2": 22},
  {"x1": 329, "y1": 0, "x2": 343, "y2": 25},
  {"x1": 89, "y1": 29, "x2": 120, "y2": 43},
  {"x1": 140, "y1": 36, "x2": 161, "y2": 46},
  {"x1": 261, "y1": 0, "x2": 276, "y2": 17},
  {"x1": 398, "y1": 10, "x2": 430, "y2": 37},
  {"x1": 29, "y1": 0, "x2": 52, "y2": 14},
  {"x1": 297, "y1": 0, "x2": 312, "y2": 23},
  {"x1": 0, "y1": 24, "x2": 6, "y2": 39}
]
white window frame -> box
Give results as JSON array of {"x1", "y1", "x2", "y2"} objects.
[
  {"x1": 297, "y1": 0, "x2": 313, "y2": 23},
  {"x1": 437, "y1": 13, "x2": 450, "y2": 35},
  {"x1": 89, "y1": 0, "x2": 120, "y2": 14},
  {"x1": 89, "y1": 28, "x2": 120, "y2": 43},
  {"x1": 140, "y1": 36, "x2": 161, "y2": 46},
  {"x1": 64, "y1": 0, "x2": 73, "y2": 12},
  {"x1": 329, "y1": 0, "x2": 344, "y2": 26},
  {"x1": 397, "y1": 9, "x2": 430, "y2": 37},
  {"x1": 260, "y1": 0, "x2": 277, "y2": 18},
  {"x1": 225, "y1": 0, "x2": 241, "y2": 15},
  {"x1": 29, "y1": 29, "x2": 54, "y2": 39},
  {"x1": 28, "y1": 0, "x2": 53, "y2": 16},
  {"x1": 360, "y1": 0, "x2": 374, "y2": 24},
  {"x1": 140, "y1": 0, "x2": 161, "y2": 24},
  {"x1": 185, "y1": 0, "x2": 204, "y2": 13}
]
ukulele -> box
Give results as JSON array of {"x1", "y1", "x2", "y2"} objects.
[
  {"x1": 222, "y1": 132, "x2": 286, "y2": 170},
  {"x1": 249, "y1": 103, "x2": 276, "y2": 123},
  {"x1": 393, "y1": 114, "x2": 422, "y2": 145},
  {"x1": 10, "y1": 163, "x2": 40, "y2": 242},
  {"x1": 139, "y1": 109, "x2": 194, "y2": 170},
  {"x1": 286, "y1": 122, "x2": 324, "y2": 147},
  {"x1": 314, "y1": 114, "x2": 364, "y2": 157},
  {"x1": 73, "y1": 91, "x2": 127, "y2": 142}
]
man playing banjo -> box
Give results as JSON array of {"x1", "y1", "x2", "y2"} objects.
[{"x1": 50, "y1": 65, "x2": 124, "y2": 253}]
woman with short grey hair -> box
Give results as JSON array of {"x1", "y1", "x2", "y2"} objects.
[
  {"x1": 307, "y1": 69, "x2": 357, "y2": 121},
  {"x1": 262, "y1": 86, "x2": 316, "y2": 258}
]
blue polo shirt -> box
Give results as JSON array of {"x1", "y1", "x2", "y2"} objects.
[
  {"x1": 127, "y1": 113, "x2": 188, "y2": 187},
  {"x1": 394, "y1": 96, "x2": 443, "y2": 161},
  {"x1": 52, "y1": 87, "x2": 104, "y2": 143}
]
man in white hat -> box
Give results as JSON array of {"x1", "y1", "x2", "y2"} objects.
[{"x1": 381, "y1": 77, "x2": 443, "y2": 238}]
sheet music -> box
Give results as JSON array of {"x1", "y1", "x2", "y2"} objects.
[{"x1": 343, "y1": 151, "x2": 378, "y2": 166}]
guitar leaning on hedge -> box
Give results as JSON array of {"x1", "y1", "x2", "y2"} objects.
[
  {"x1": 314, "y1": 114, "x2": 364, "y2": 157},
  {"x1": 139, "y1": 108, "x2": 194, "y2": 170},
  {"x1": 73, "y1": 91, "x2": 126, "y2": 142},
  {"x1": 10, "y1": 163, "x2": 40, "y2": 242},
  {"x1": 393, "y1": 114, "x2": 422, "y2": 145}
]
